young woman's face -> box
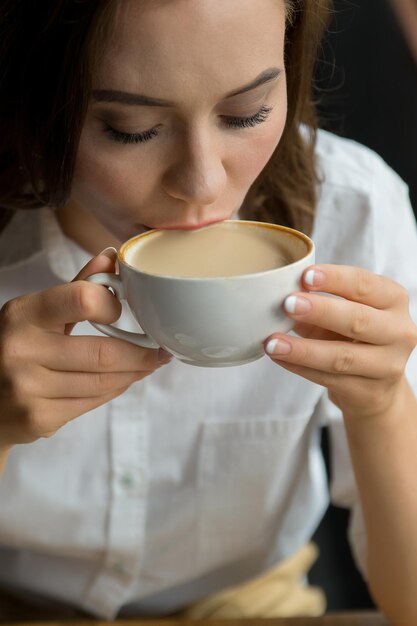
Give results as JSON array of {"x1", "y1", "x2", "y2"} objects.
[{"x1": 70, "y1": 0, "x2": 288, "y2": 244}]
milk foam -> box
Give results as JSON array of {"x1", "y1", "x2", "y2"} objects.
[{"x1": 126, "y1": 222, "x2": 294, "y2": 277}]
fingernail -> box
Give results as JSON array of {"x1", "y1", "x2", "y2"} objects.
[
  {"x1": 158, "y1": 348, "x2": 173, "y2": 364},
  {"x1": 284, "y1": 295, "x2": 312, "y2": 315},
  {"x1": 304, "y1": 269, "x2": 325, "y2": 287},
  {"x1": 266, "y1": 338, "x2": 292, "y2": 355},
  {"x1": 98, "y1": 246, "x2": 117, "y2": 259}
]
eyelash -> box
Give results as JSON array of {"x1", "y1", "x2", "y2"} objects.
[
  {"x1": 104, "y1": 105, "x2": 273, "y2": 145},
  {"x1": 222, "y1": 105, "x2": 272, "y2": 129},
  {"x1": 104, "y1": 126, "x2": 159, "y2": 145}
]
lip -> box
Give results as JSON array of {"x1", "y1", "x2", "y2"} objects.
[{"x1": 137, "y1": 217, "x2": 229, "y2": 231}]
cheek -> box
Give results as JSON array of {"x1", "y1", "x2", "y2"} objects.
[
  {"x1": 233, "y1": 108, "x2": 287, "y2": 187},
  {"x1": 71, "y1": 140, "x2": 154, "y2": 215}
]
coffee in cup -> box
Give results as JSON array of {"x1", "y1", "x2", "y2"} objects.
[
  {"x1": 86, "y1": 220, "x2": 314, "y2": 367},
  {"x1": 127, "y1": 221, "x2": 292, "y2": 277}
]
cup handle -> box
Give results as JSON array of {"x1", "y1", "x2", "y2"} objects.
[{"x1": 85, "y1": 273, "x2": 159, "y2": 349}]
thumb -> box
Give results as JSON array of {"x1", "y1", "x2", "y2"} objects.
[
  {"x1": 65, "y1": 246, "x2": 118, "y2": 335},
  {"x1": 72, "y1": 246, "x2": 118, "y2": 282}
]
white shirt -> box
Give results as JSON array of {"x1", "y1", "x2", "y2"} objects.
[{"x1": 1, "y1": 130, "x2": 417, "y2": 619}]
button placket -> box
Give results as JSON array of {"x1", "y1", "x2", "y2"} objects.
[{"x1": 82, "y1": 386, "x2": 149, "y2": 616}]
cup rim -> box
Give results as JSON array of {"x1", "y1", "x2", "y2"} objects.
[{"x1": 118, "y1": 219, "x2": 315, "y2": 280}]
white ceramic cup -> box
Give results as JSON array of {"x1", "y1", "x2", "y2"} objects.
[{"x1": 86, "y1": 220, "x2": 315, "y2": 367}]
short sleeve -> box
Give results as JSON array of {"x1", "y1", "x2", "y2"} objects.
[
  {"x1": 315, "y1": 151, "x2": 417, "y2": 581},
  {"x1": 370, "y1": 159, "x2": 417, "y2": 392}
]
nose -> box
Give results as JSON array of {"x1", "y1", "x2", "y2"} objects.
[{"x1": 162, "y1": 132, "x2": 227, "y2": 207}]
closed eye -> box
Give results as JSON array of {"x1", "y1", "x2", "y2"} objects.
[
  {"x1": 103, "y1": 104, "x2": 273, "y2": 145},
  {"x1": 103, "y1": 124, "x2": 158, "y2": 144},
  {"x1": 222, "y1": 104, "x2": 272, "y2": 129}
]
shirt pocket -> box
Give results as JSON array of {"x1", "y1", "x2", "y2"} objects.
[{"x1": 197, "y1": 416, "x2": 310, "y2": 570}]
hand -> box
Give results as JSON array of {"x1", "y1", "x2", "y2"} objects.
[
  {"x1": 0, "y1": 249, "x2": 171, "y2": 448},
  {"x1": 265, "y1": 265, "x2": 417, "y2": 419}
]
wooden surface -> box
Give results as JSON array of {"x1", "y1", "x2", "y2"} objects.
[
  {"x1": 0, "y1": 614, "x2": 390, "y2": 626},
  {"x1": 0, "y1": 591, "x2": 389, "y2": 625}
]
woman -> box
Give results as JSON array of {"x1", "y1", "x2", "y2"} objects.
[{"x1": 0, "y1": 1, "x2": 417, "y2": 624}]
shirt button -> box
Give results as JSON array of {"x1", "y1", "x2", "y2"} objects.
[
  {"x1": 120, "y1": 472, "x2": 137, "y2": 489},
  {"x1": 120, "y1": 472, "x2": 134, "y2": 488},
  {"x1": 120, "y1": 469, "x2": 145, "y2": 489}
]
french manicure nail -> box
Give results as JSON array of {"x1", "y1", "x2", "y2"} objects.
[
  {"x1": 284, "y1": 295, "x2": 312, "y2": 315},
  {"x1": 304, "y1": 269, "x2": 325, "y2": 287},
  {"x1": 98, "y1": 246, "x2": 117, "y2": 259},
  {"x1": 266, "y1": 338, "x2": 292, "y2": 355}
]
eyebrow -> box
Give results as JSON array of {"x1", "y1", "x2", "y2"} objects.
[{"x1": 92, "y1": 67, "x2": 282, "y2": 107}]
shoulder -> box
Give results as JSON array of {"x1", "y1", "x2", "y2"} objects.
[
  {"x1": 313, "y1": 129, "x2": 412, "y2": 237},
  {"x1": 312, "y1": 130, "x2": 416, "y2": 273},
  {"x1": 314, "y1": 128, "x2": 409, "y2": 201}
]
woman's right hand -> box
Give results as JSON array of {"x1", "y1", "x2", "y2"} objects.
[{"x1": 0, "y1": 248, "x2": 170, "y2": 451}]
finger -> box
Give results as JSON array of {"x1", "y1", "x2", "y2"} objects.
[
  {"x1": 66, "y1": 247, "x2": 118, "y2": 335},
  {"x1": 73, "y1": 247, "x2": 118, "y2": 282},
  {"x1": 284, "y1": 292, "x2": 395, "y2": 345},
  {"x1": 265, "y1": 334, "x2": 399, "y2": 379},
  {"x1": 292, "y1": 321, "x2": 348, "y2": 342},
  {"x1": 19, "y1": 277, "x2": 122, "y2": 333},
  {"x1": 37, "y1": 369, "x2": 149, "y2": 399},
  {"x1": 39, "y1": 334, "x2": 163, "y2": 372},
  {"x1": 58, "y1": 385, "x2": 132, "y2": 422},
  {"x1": 302, "y1": 265, "x2": 406, "y2": 310},
  {"x1": 269, "y1": 359, "x2": 354, "y2": 390},
  {"x1": 260, "y1": 358, "x2": 385, "y2": 418},
  {"x1": 27, "y1": 385, "x2": 132, "y2": 438},
  {"x1": 267, "y1": 359, "x2": 384, "y2": 415}
]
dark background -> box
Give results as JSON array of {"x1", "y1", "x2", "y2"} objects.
[
  {"x1": 315, "y1": 0, "x2": 417, "y2": 212},
  {"x1": 309, "y1": 0, "x2": 417, "y2": 610}
]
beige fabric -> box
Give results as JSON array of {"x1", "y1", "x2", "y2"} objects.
[{"x1": 179, "y1": 542, "x2": 326, "y2": 619}]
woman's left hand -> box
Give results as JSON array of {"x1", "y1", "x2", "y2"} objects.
[{"x1": 265, "y1": 265, "x2": 417, "y2": 420}]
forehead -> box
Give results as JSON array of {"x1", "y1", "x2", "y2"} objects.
[{"x1": 96, "y1": 0, "x2": 286, "y2": 97}]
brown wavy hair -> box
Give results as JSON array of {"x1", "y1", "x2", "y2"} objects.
[{"x1": 0, "y1": 0, "x2": 332, "y2": 236}]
